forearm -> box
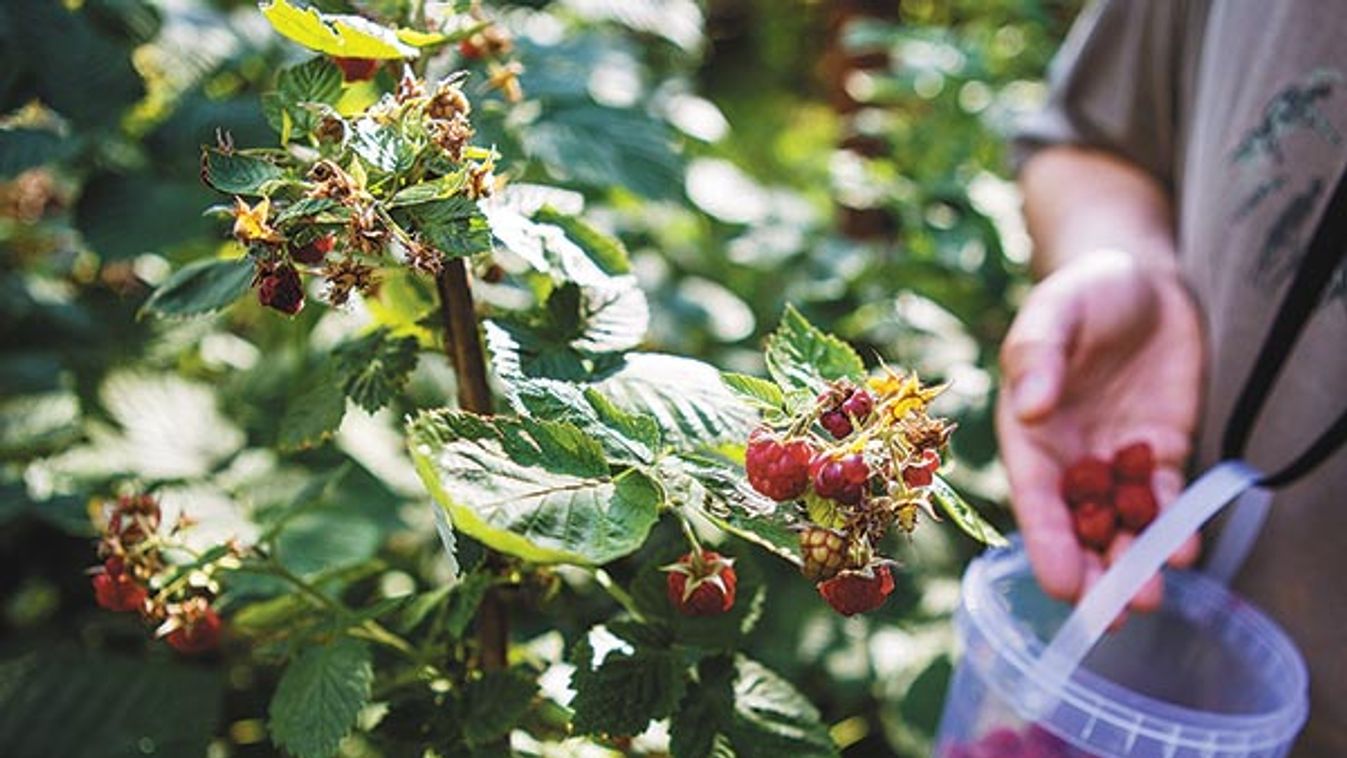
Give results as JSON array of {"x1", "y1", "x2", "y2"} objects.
[{"x1": 1019, "y1": 145, "x2": 1178, "y2": 279}]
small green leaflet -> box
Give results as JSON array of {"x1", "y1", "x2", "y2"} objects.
[
  {"x1": 508, "y1": 378, "x2": 662, "y2": 465},
  {"x1": 200, "y1": 149, "x2": 283, "y2": 195},
  {"x1": 569, "y1": 632, "x2": 687, "y2": 737},
  {"x1": 333, "y1": 328, "x2": 419, "y2": 413},
  {"x1": 930, "y1": 475, "x2": 1008, "y2": 547},
  {"x1": 260, "y1": 0, "x2": 419, "y2": 59},
  {"x1": 407, "y1": 410, "x2": 661, "y2": 565},
  {"x1": 459, "y1": 669, "x2": 538, "y2": 747},
  {"x1": 268, "y1": 638, "x2": 373, "y2": 758},
  {"x1": 278, "y1": 364, "x2": 347, "y2": 451},
  {"x1": 720, "y1": 372, "x2": 785, "y2": 411},
  {"x1": 140, "y1": 257, "x2": 254, "y2": 319},
  {"x1": 764, "y1": 304, "x2": 865, "y2": 394}
]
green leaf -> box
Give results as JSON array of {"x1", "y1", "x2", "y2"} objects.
[
  {"x1": 459, "y1": 669, "x2": 538, "y2": 747},
  {"x1": 0, "y1": 391, "x2": 81, "y2": 460},
  {"x1": 201, "y1": 149, "x2": 284, "y2": 195},
  {"x1": 508, "y1": 379, "x2": 662, "y2": 465},
  {"x1": 333, "y1": 329, "x2": 419, "y2": 413},
  {"x1": 929, "y1": 476, "x2": 1007, "y2": 547},
  {"x1": 0, "y1": 128, "x2": 74, "y2": 178},
  {"x1": 534, "y1": 206, "x2": 631, "y2": 275},
  {"x1": 278, "y1": 365, "x2": 347, "y2": 451},
  {"x1": 260, "y1": 0, "x2": 417, "y2": 59},
  {"x1": 407, "y1": 410, "x2": 662, "y2": 565},
  {"x1": 275, "y1": 510, "x2": 381, "y2": 577},
  {"x1": 764, "y1": 305, "x2": 865, "y2": 394},
  {"x1": 672, "y1": 656, "x2": 836, "y2": 758},
  {"x1": 594, "y1": 354, "x2": 757, "y2": 451},
  {"x1": 278, "y1": 56, "x2": 343, "y2": 106},
  {"x1": 140, "y1": 257, "x2": 254, "y2": 319},
  {"x1": 268, "y1": 638, "x2": 373, "y2": 758},
  {"x1": 660, "y1": 454, "x2": 799, "y2": 565},
  {"x1": 75, "y1": 172, "x2": 215, "y2": 260},
  {"x1": 350, "y1": 119, "x2": 417, "y2": 173},
  {"x1": 442, "y1": 570, "x2": 491, "y2": 638},
  {"x1": 391, "y1": 196, "x2": 491, "y2": 257},
  {"x1": 521, "y1": 105, "x2": 682, "y2": 200},
  {"x1": 0, "y1": 648, "x2": 223, "y2": 758},
  {"x1": 720, "y1": 372, "x2": 785, "y2": 411},
  {"x1": 569, "y1": 633, "x2": 687, "y2": 737}
]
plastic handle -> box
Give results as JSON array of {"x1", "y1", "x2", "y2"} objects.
[
  {"x1": 1203, "y1": 486, "x2": 1272, "y2": 585},
  {"x1": 1023, "y1": 460, "x2": 1262, "y2": 716}
]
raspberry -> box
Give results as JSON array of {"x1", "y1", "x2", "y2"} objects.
[
  {"x1": 291, "y1": 234, "x2": 334, "y2": 265},
  {"x1": 902, "y1": 449, "x2": 941, "y2": 489},
  {"x1": 810, "y1": 452, "x2": 868, "y2": 505},
  {"x1": 257, "y1": 264, "x2": 305, "y2": 316},
  {"x1": 107, "y1": 493, "x2": 161, "y2": 544},
  {"x1": 459, "y1": 38, "x2": 485, "y2": 60},
  {"x1": 664, "y1": 551, "x2": 737, "y2": 617},
  {"x1": 1072, "y1": 500, "x2": 1117, "y2": 551},
  {"x1": 1061, "y1": 456, "x2": 1112, "y2": 506},
  {"x1": 92, "y1": 558, "x2": 147, "y2": 613},
  {"x1": 745, "y1": 428, "x2": 813, "y2": 501},
  {"x1": 333, "y1": 57, "x2": 379, "y2": 82},
  {"x1": 841, "y1": 388, "x2": 873, "y2": 419},
  {"x1": 817, "y1": 565, "x2": 894, "y2": 616},
  {"x1": 1112, "y1": 441, "x2": 1155, "y2": 484},
  {"x1": 798, "y1": 526, "x2": 849, "y2": 581},
  {"x1": 820, "y1": 409, "x2": 853, "y2": 439},
  {"x1": 1115, "y1": 484, "x2": 1158, "y2": 531},
  {"x1": 167, "y1": 606, "x2": 222, "y2": 654}
]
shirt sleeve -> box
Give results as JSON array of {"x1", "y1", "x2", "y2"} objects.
[{"x1": 1013, "y1": 0, "x2": 1196, "y2": 188}]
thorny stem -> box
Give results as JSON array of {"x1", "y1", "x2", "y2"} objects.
[{"x1": 434, "y1": 257, "x2": 509, "y2": 673}]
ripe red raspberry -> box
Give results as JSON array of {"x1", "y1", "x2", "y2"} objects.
[
  {"x1": 663, "y1": 551, "x2": 737, "y2": 617},
  {"x1": 798, "y1": 526, "x2": 849, "y2": 581},
  {"x1": 817, "y1": 565, "x2": 894, "y2": 616},
  {"x1": 745, "y1": 428, "x2": 814, "y2": 501},
  {"x1": 291, "y1": 234, "x2": 334, "y2": 265},
  {"x1": 1061, "y1": 456, "x2": 1112, "y2": 505},
  {"x1": 1112, "y1": 441, "x2": 1156, "y2": 484},
  {"x1": 841, "y1": 388, "x2": 873, "y2": 419},
  {"x1": 1115, "y1": 484, "x2": 1158, "y2": 531},
  {"x1": 167, "y1": 606, "x2": 222, "y2": 654},
  {"x1": 901, "y1": 449, "x2": 941, "y2": 489},
  {"x1": 92, "y1": 558, "x2": 148, "y2": 613},
  {"x1": 332, "y1": 57, "x2": 379, "y2": 82},
  {"x1": 810, "y1": 452, "x2": 869, "y2": 505},
  {"x1": 257, "y1": 264, "x2": 304, "y2": 316},
  {"x1": 820, "y1": 409, "x2": 853, "y2": 439},
  {"x1": 1072, "y1": 500, "x2": 1117, "y2": 551}
]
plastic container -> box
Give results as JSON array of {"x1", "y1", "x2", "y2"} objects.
[{"x1": 934, "y1": 540, "x2": 1309, "y2": 758}]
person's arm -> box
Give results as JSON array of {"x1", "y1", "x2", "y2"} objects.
[{"x1": 998, "y1": 145, "x2": 1202, "y2": 611}]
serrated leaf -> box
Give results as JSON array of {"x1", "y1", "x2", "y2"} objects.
[
  {"x1": 278, "y1": 365, "x2": 346, "y2": 451},
  {"x1": 350, "y1": 118, "x2": 416, "y2": 173},
  {"x1": 764, "y1": 305, "x2": 865, "y2": 394},
  {"x1": 0, "y1": 649, "x2": 223, "y2": 758},
  {"x1": 569, "y1": 633, "x2": 687, "y2": 737},
  {"x1": 140, "y1": 257, "x2": 254, "y2": 319},
  {"x1": 534, "y1": 206, "x2": 630, "y2": 274},
  {"x1": 407, "y1": 410, "x2": 661, "y2": 565},
  {"x1": 929, "y1": 475, "x2": 1007, "y2": 547},
  {"x1": 594, "y1": 354, "x2": 757, "y2": 451},
  {"x1": 509, "y1": 378, "x2": 661, "y2": 465},
  {"x1": 268, "y1": 638, "x2": 373, "y2": 758},
  {"x1": 260, "y1": 0, "x2": 417, "y2": 59},
  {"x1": 391, "y1": 196, "x2": 491, "y2": 257},
  {"x1": 201, "y1": 149, "x2": 284, "y2": 195},
  {"x1": 460, "y1": 669, "x2": 538, "y2": 746},
  {"x1": 0, "y1": 128, "x2": 75, "y2": 178},
  {"x1": 720, "y1": 372, "x2": 784, "y2": 411},
  {"x1": 659, "y1": 454, "x2": 798, "y2": 565},
  {"x1": 333, "y1": 329, "x2": 419, "y2": 413},
  {"x1": 279, "y1": 56, "x2": 343, "y2": 105},
  {"x1": 723, "y1": 657, "x2": 836, "y2": 757},
  {"x1": 388, "y1": 174, "x2": 466, "y2": 207}
]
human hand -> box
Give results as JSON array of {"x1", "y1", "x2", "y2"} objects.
[{"x1": 996, "y1": 250, "x2": 1203, "y2": 612}]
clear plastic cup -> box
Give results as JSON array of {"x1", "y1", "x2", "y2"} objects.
[{"x1": 935, "y1": 542, "x2": 1309, "y2": 758}]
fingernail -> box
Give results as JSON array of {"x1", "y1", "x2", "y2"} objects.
[{"x1": 1014, "y1": 372, "x2": 1052, "y2": 415}]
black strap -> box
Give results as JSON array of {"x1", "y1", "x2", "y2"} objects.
[{"x1": 1221, "y1": 166, "x2": 1347, "y2": 488}]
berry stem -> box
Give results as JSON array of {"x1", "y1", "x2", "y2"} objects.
[
  {"x1": 434, "y1": 257, "x2": 509, "y2": 674},
  {"x1": 675, "y1": 510, "x2": 704, "y2": 556},
  {"x1": 592, "y1": 567, "x2": 646, "y2": 622}
]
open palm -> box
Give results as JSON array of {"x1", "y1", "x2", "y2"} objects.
[{"x1": 996, "y1": 250, "x2": 1204, "y2": 609}]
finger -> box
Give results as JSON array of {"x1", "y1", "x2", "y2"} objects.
[
  {"x1": 1106, "y1": 532, "x2": 1164, "y2": 612},
  {"x1": 1000, "y1": 289, "x2": 1080, "y2": 422},
  {"x1": 1154, "y1": 466, "x2": 1201, "y2": 568},
  {"x1": 996, "y1": 396, "x2": 1084, "y2": 601}
]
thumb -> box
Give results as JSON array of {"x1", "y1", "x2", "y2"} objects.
[{"x1": 1000, "y1": 289, "x2": 1078, "y2": 422}]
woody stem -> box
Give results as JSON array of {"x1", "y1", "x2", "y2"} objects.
[{"x1": 434, "y1": 257, "x2": 508, "y2": 672}]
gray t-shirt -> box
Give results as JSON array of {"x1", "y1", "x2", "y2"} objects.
[{"x1": 1016, "y1": 2, "x2": 1347, "y2": 754}]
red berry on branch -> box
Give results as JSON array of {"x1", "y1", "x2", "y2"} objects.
[
  {"x1": 1112, "y1": 441, "x2": 1156, "y2": 484},
  {"x1": 1061, "y1": 456, "x2": 1112, "y2": 505},
  {"x1": 257, "y1": 264, "x2": 305, "y2": 316},
  {"x1": 745, "y1": 428, "x2": 813, "y2": 501},
  {"x1": 92, "y1": 558, "x2": 148, "y2": 613},
  {"x1": 167, "y1": 607, "x2": 222, "y2": 654},
  {"x1": 332, "y1": 57, "x2": 379, "y2": 82},
  {"x1": 811, "y1": 453, "x2": 868, "y2": 505},
  {"x1": 1072, "y1": 500, "x2": 1117, "y2": 551},
  {"x1": 1115, "y1": 484, "x2": 1159, "y2": 531},
  {"x1": 664, "y1": 551, "x2": 737, "y2": 616},
  {"x1": 817, "y1": 565, "x2": 894, "y2": 616},
  {"x1": 798, "y1": 526, "x2": 849, "y2": 582},
  {"x1": 901, "y1": 449, "x2": 941, "y2": 489},
  {"x1": 820, "y1": 409, "x2": 853, "y2": 439},
  {"x1": 291, "y1": 234, "x2": 334, "y2": 265},
  {"x1": 841, "y1": 388, "x2": 873, "y2": 419}
]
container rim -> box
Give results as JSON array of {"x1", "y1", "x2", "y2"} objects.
[{"x1": 959, "y1": 544, "x2": 1309, "y2": 751}]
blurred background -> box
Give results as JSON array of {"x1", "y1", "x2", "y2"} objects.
[{"x1": 0, "y1": 0, "x2": 1081, "y2": 755}]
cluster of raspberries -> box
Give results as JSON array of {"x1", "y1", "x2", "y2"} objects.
[{"x1": 1061, "y1": 442, "x2": 1159, "y2": 553}]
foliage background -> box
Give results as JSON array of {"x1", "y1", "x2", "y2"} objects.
[{"x1": 0, "y1": 0, "x2": 1079, "y2": 755}]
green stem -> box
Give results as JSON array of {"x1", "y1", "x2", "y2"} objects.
[{"x1": 592, "y1": 568, "x2": 645, "y2": 623}]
